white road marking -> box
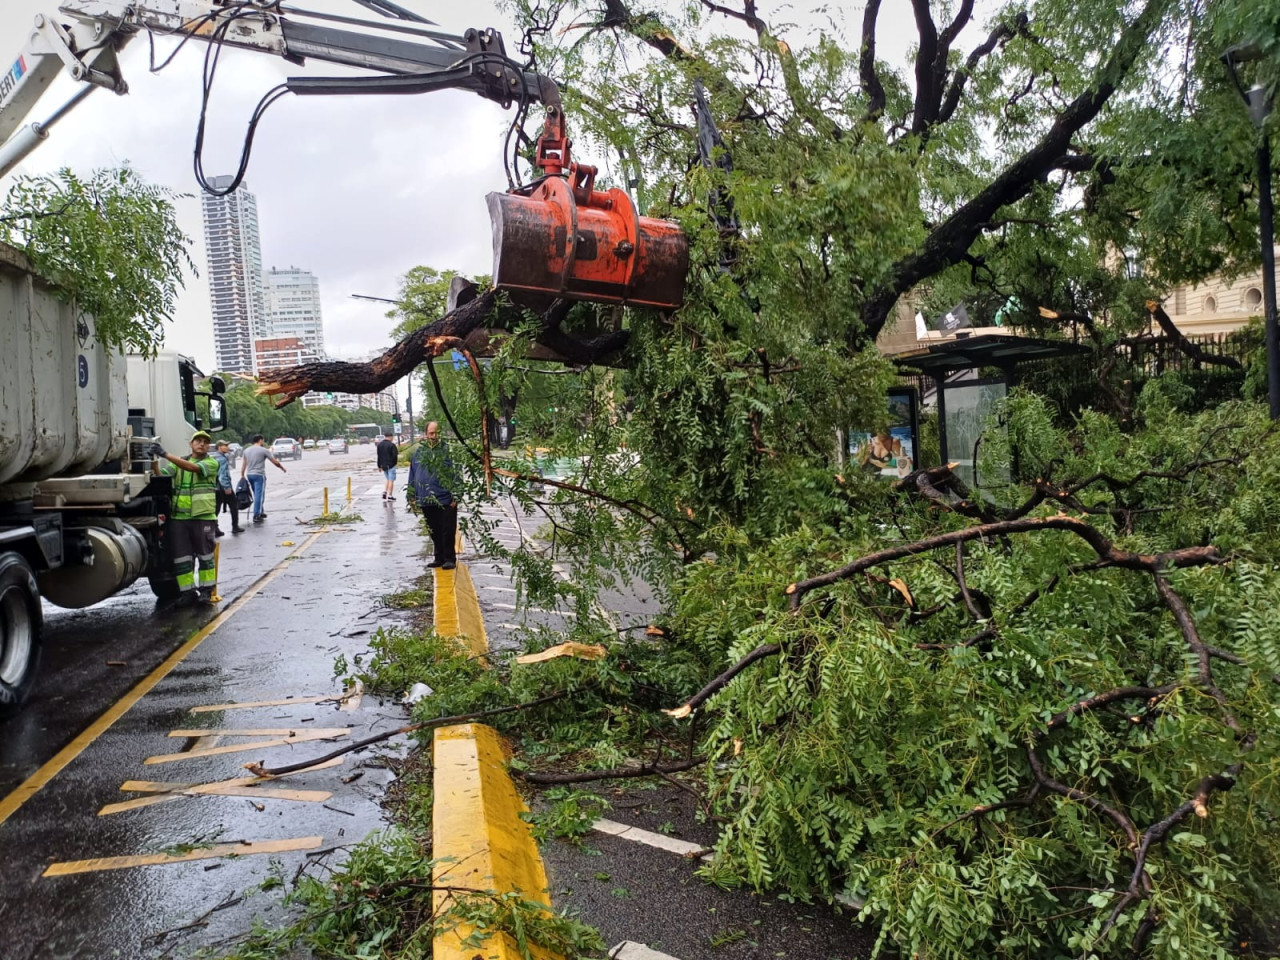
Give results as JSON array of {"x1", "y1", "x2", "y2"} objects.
[{"x1": 592, "y1": 819, "x2": 711, "y2": 860}]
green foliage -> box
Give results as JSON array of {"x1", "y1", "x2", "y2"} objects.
[
  {"x1": 387, "y1": 265, "x2": 492, "y2": 341},
  {"x1": 525, "y1": 788, "x2": 611, "y2": 844},
  {"x1": 670, "y1": 395, "x2": 1280, "y2": 959},
  {"x1": 0, "y1": 166, "x2": 194, "y2": 356},
  {"x1": 219, "y1": 381, "x2": 375, "y2": 444}
]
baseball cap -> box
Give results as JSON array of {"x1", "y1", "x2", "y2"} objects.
[{"x1": 191, "y1": 430, "x2": 212, "y2": 442}]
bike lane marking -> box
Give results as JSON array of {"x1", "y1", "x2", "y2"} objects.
[
  {"x1": 43, "y1": 836, "x2": 325, "y2": 877},
  {"x1": 0, "y1": 524, "x2": 332, "y2": 828}
]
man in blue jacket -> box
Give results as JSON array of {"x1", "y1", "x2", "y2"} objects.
[
  {"x1": 213, "y1": 440, "x2": 243, "y2": 536},
  {"x1": 407, "y1": 421, "x2": 458, "y2": 569}
]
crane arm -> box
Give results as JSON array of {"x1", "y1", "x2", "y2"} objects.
[{"x1": 0, "y1": 1, "x2": 560, "y2": 178}]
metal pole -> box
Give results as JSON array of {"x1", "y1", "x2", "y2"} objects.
[
  {"x1": 323, "y1": 487, "x2": 329, "y2": 516},
  {"x1": 1258, "y1": 136, "x2": 1280, "y2": 420},
  {"x1": 347, "y1": 476, "x2": 352, "y2": 502},
  {"x1": 406, "y1": 375, "x2": 416, "y2": 442}
]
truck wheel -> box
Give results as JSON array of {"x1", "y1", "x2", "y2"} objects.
[
  {"x1": 0, "y1": 552, "x2": 43, "y2": 716},
  {"x1": 149, "y1": 574, "x2": 183, "y2": 601}
]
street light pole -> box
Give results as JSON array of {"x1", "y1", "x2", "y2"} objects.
[
  {"x1": 1259, "y1": 135, "x2": 1280, "y2": 419},
  {"x1": 1224, "y1": 45, "x2": 1279, "y2": 418}
]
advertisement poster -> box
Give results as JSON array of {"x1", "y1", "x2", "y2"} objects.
[{"x1": 851, "y1": 389, "x2": 917, "y2": 478}]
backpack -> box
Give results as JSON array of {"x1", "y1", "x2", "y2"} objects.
[{"x1": 235, "y1": 477, "x2": 252, "y2": 510}]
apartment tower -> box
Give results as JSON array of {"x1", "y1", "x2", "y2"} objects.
[{"x1": 200, "y1": 176, "x2": 265, "y2": 375}]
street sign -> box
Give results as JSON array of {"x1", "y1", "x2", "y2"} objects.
[{"x1": 393, "y1": 421, "x2": 403, "y2": 436}]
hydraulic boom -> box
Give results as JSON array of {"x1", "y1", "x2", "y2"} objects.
[{"x1": 0, "y1": 0, "x2": 687, "y2": 309}]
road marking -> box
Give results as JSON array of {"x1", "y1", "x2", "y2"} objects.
[
  {"x1": 167, "y1": 728, "x2": 350, "y2": 738},
  {"x1": 188, "y1": 690, "x2": 357, "y2": 713},
  {"x1": 100, "y1": 783, "x2": 332, "y2": 816},
  {"x1": 610, "y1": 943, "x2": 684, "y2": 960},
  {"x1": 591, "y1": 819, "x2": 711, "y2": 859},
  {"x1": 144, "y1": 729, "x2": 349, "y2": 764},
  {"x1": 0, "y1": 526, "x2": 331, "y2": 828},
  {"x1": 97, "y1": 758, "x2": 345, "y2": 817},
  {"x1": 42, "y1": 836, "x2": 325, "y2": 877}
]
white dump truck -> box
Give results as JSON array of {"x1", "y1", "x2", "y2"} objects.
[{"x1": 0, "y1": 241, "x2": 227, "y2": 714}]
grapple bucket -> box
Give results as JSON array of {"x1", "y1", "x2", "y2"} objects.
[{"x1": 488, "y1": 176, "x2": 688, "y2": 310}]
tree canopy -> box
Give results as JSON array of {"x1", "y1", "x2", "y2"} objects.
[
  {"x1": 259, "y1": 2, "x2": 1280, "y2": 955},
  {"x1": 0, "y1": 166, "x2": 193, "y2": 356}
]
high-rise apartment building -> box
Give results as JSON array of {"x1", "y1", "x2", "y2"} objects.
[
  {"x1": 255, "y1": 336, "x2": 319, "y2": 376},
  {"x1": 201, "y1": 176, "x2": 265, "y2": 375},
  {"x1": 264, "y1": 266, "x2": 326, "y2": 356}
]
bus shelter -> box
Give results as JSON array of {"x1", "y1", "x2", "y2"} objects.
[{"x1": 894, "y1": 333, "x2": 1091, "y2": 487}]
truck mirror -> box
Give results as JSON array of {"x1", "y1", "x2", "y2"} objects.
[
  {"x1": 209, "y1": 375, "x2": 227, "y2": 395},
  {"x1": 208, "y1": 397, "x2": 227, "y2": 432}
]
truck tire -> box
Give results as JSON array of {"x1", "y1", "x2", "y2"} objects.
[{"x1": 0, "y1": 551, "x2": 43, "y2": 716}]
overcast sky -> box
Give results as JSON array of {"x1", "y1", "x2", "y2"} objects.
[{"x1": 0, "y1": 1, "x2": 976, "y2": 380}]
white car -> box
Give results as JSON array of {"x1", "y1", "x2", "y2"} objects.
[
  {"x1": 271, "y1": 437, "x2": 303, "y2": 460},
  {"x1": 327, "y1": 438, "x2": 348, "y2": 455}
]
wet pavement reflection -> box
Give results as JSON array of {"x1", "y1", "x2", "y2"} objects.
[{"x1": 0, "y1": 452, "x2": 429, "y2": 959}]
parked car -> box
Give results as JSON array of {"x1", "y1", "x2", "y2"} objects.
[
  {"x1": 302, "y1": 439, "x2": 316, "y2": 450},
  {"x1": 327, "y1": 437, "x2": 348, "y2": 455},
  {"x1": 272, "y1": 437, "x2": 303, "y2": 460}
]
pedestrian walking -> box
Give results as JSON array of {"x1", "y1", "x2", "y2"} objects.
[
  {"x1": 407, "y1": 421, "x2": 458, "y2": 569},
  {"x1": 240, "y1": 434, "x2": 287, "y2": 523},
  {"x1": 212, "y1": 440, "x2": 244, "y2": 536},
  {"x1": 376, "y1": 432, "x2": 399, "y2": 501},
  {"x1": 151, "y1": 430, "x2": 220, "y2": 603}
]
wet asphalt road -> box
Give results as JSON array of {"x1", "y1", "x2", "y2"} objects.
[{"x1": 0, "y1": 448, "x2": 426, "y2": 960}]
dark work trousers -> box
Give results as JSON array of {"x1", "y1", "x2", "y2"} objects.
[
  {"x1": 216, "y1": 488, "x2": 240, "y2": 531},
  {"x1": 422, "y1": 502, "x2": 458, "y2": 564}
]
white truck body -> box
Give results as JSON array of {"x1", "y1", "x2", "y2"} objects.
[
  {"x1": 0, "y1": 240, "x2": 227, "y2": 713},
  {"x1": 0, "y1": 242, "x2": 128, "y2": 488}
]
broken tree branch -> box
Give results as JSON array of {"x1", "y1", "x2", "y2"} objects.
[
  {"x1": 663, "y1": 643, "x2": 782, "y2": 717},
  {"x1": 244, "y1": 692, "x2": 567, "y2": 778},
  {"x1": 787, "y1": 515, "x2": 1224, "y2": 610},
  {"x1": 516, "y1": 756, "x2": 706, "y2": 785}
]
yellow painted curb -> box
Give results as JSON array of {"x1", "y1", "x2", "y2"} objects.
[
  {"x1": 433, "y1": 561, "x2": 488, "y2": 659},
  {"x1": 432, "y1": 723, "x2": 561, "y2": 960}
]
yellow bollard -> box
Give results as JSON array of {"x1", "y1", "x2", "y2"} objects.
[
  {"x1": 323, "y1": 487, "x2": 329, "y2": 516},
  {"x1": 208, "y1": 543, "x2": 222, "y2": 603},
  {"x1": 346, "y1": 476, "x2": 352, "y2": 502}
]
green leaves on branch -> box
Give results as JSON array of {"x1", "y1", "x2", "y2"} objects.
[{"x1": 0, "y1": 166, "x2": 193, "y2": 357}]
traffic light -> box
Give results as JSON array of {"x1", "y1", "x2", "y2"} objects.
[{"x1": 391, "y1": 413, "x2": 401, "y2": 423}]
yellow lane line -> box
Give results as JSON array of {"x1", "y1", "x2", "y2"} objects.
[
  {"x1": 0, "y1": 527, "x2": 330, "y2": 828},
  {"x1": 42, "y1": 836, "x2": 325, "y2": 877},
  {"x1": 144, "y1": 730, "x2": 348, "y2": 764},
  {"x1": 432, "y1": 723, "x2": 560, "y2": 960},
  {"x1": 167, "y1": 728, "x2": 350, "y2": 738}
]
